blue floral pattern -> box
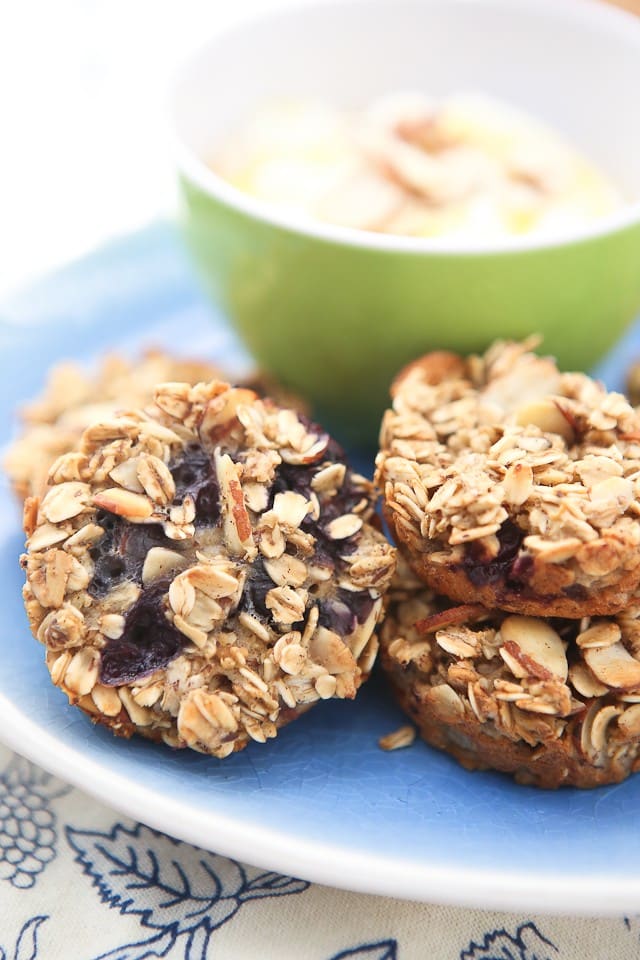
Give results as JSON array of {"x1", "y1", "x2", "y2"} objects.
[
  {"x1": 460, "y1": 921, "x2": 558, "y2": 960},
  {"x1": 328, "y1": 927, "x2": 560, "y2": 960},
  {"x1": 0, "y1": 750, "x2": 633, "y2": 960},
  {"x1": 0, "y1": 756, "x2": 69, "y2": 889},
  {"x1": 66, "y1": 821, "x2": 310, "y2": 959},
  {"x1": 329, "y1": 942, "x2": 398, "y2": 959},
  {"x1": 0, "y1": 916, "x2": 47, "y2": 960}
]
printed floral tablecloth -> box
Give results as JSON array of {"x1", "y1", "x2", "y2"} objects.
[{"x1": 0, "y1": 740, "x2": 637, "y2": 960}]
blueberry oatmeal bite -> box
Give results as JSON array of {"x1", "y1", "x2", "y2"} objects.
[
  {"x1": 21, "y1": 380, "x2": 396, "y2": 757},
  {"x1": 380, "y1": 561, "x2": 640, "y2": 789},
  {"x1": 4, "y1": 349, "x2": 307, "y2": 502},
  {"x1": 376, "y1": 339, "x2": 640, "y2": 618}
]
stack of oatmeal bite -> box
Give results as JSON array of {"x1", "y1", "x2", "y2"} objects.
[{"x1": 376, "y1": 339, "x2": 640, "y2": 788}]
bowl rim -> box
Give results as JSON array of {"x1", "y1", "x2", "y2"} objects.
[{"x1": 171, "y1": 0, "x2": 640, "y2": 256}]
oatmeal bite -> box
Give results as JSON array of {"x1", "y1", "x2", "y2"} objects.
[
  {"x1": 376, "y1": 339, "x2": 640, "y2": 618},
  {"x1": 21, "y1": 380, "x2": 396, "y2": 758},
  {"x1": 4, "y1": 349, "x2": 308, "y2": 502},
  {"x1": 380, "y1": 565, "x2": 640, "y2": 789}
]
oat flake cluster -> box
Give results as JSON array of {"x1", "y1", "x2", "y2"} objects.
[
  {"x1": 5, "y1": 351, "x2": 224, "y2": 502},
  {"x1": 381, "y1": 561, "x2": 640, "y2": 788},
  {"x1": 375, "y1": 340, "x2": 640, "y2": 788},
  {"x1": 22, "y1": 379, "x2": 396, "y2": 758},
  {"x1": 4, "y1": 349, "x2": 307, "y2": 502},
  {"x1": 377, "y1": 339, "x2": 640, "y2": 618}
]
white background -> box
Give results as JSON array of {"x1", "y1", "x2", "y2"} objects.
[
  {"x1": 0, "y1": 0, "x2": 636, "y2": 300},
  {"x1": 0, "y1": 0, "x2": 296, "y2": 299}
]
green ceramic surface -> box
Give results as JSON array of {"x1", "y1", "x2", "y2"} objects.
[{"x1": 179, "y1": 175, "x2": 640, "y2": 446}]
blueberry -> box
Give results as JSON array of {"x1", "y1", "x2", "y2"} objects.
[{"x1": 99, "y1": 581, "x2": 185, "y2": 686}]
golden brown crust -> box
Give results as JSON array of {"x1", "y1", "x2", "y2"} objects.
[
  {"x1": 377, "y1": 339, "x2": 640, "y2": 619},
  {"x1": 384, "y1": 504, "x2": 640, "y2": 619},
  {"x1": 379, "y1": 564, "x2": 640, "y2": 789},
  {"x1": 73, "y1": 687, "x2": 316, "y2": 757},
  {"x1": 383, "y1": 656, "x2": 640, "y2": 789}
]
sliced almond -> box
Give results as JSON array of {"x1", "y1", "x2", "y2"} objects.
[
  {"x1": 425, "y1": 683, "x2": 465, "y2": 722},
  {"x1": 64, "y1": 523, "x2": 106, "y2": 553},
  {"x1": 568, "y1": 662, "x2": 609, "y2": 698},
  {"x1": 436, "y1": 627, "x2": 479, "y2": 659},
  {"x1": 515, "y1": 399, "x2": 574, "y2": 443},
  {"x1": 576, "y1": 621, "x2": 621, "y2": 650},
  {"x1": 214, "y1": 449, "x2": 256, "y2": 559},
  {"x1": 271, "y1": 491, "x2": 310, "y2": 529},
  {"x1": 502, "y1": 462, "x2": 533, "y2": 506},
  {"x1": 27, "y1": 523, "x2": 70, "y2": 552},
  {"x1": 92, "y1": 487, "x2": 153, "y2": 521},
  {"x1": 108, "y1": 458, "x2": 145, "y2": 493},
  {"x1": 617, "y1": 704, "x2": 640, "y2": 738},
  {"x1": 141, "y1": 547, "x2": 189, "y2": 585},
  {"x1": 499, "y1": 616, "x2": 568, "y2": 681},
  {"x1": 522, "y1": 535, "x2": 583, "y2": 563},
  {"x1": 583, "y1": 642, "x2": 640, "y2": 691},
  {"x1": 186, "y1": 563, "x2": 241, "y2": 598},
  {"x1": 589, "y1": 704, "x2": 622, "y2": 753},
  {"x1": 415, "y1": 603, "x2": 487, "y2": 634},
  {"x1": 325, "y1": 514, "x2": 363, "y2": 540}
]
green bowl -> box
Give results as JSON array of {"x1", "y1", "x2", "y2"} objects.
[{"x1": 173, "y1": 0, "x2": 640, "y2": 445}]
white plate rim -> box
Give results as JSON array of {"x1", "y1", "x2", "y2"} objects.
[{"x1": 0, "y1": 689, "x2": 634, "y2": 917}]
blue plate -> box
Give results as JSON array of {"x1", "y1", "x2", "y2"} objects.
[{"x1": 2, "y1": 223, "x2": 640, "y2": 915}]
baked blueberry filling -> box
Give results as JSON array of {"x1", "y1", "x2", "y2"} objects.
[
  {"x1": 93, "y1": 440, "x2": 375, "y2": 685},
  {"x1": 238, "y1": 556, "x2": 274, "y2": 619},
  {"x1": 170, "y1": 445, "x2": 220, "y2": 522},
  {"x1": 99, "y1": 580, "x2": 185, "y2": 686},
  {"x1": 462, "y1": 520, "x2": 524, "y2": 588},
  {"x1": 89, "y1": 512, "x2": 172, "y2": 599}
]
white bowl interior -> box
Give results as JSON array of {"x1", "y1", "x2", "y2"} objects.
[{"x1": 174, "y1": 0, "x2": 640, "y2": 212}]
